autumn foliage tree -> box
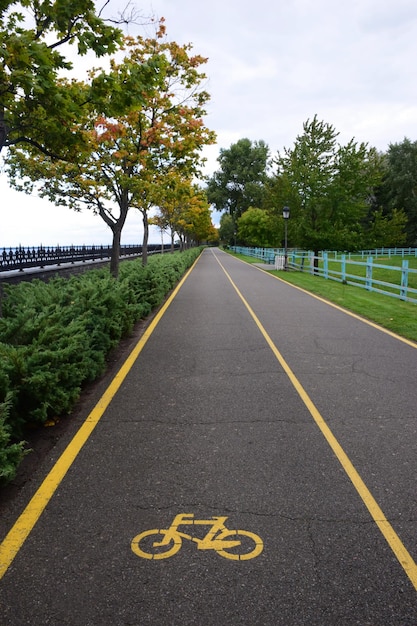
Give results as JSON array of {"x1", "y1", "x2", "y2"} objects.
[
  {"x1": 174, "y1": 186, "x2": 216, "y2": 248},
  {"x1": 151, "y1": 171, "x2": 194, "y2": 251},
  {"x1": 6, "y1": 24, "x2": 216, "y2": 276},
  {"x1": 152, "y1": 171, "x2": 216, "y2": 250}
]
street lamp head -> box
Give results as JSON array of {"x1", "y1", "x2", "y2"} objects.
[{"x1": 282, "y1": 206, "x2": 290, "y2": 220}]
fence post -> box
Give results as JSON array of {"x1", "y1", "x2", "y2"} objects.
[
  {"x1": 323, "y1": 251, "x2": 328, "y2": 279},
  {"x1": 400, "y1": 260, "x2": 409, "y2": 300},
  {"x1": 309, "y1": 251, "x2": 314, "y2": 275},
  {"x1": 341, "y1": 254, "x2": 346, "y2": 283},
  {"x1": 366, "y1": 256, "x2": 373, "y2": 291}
]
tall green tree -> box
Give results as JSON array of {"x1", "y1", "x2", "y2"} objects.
[
  {"x1": 218, "y1": 212, "x2": 235, "y2": 246},
  {"x1": 272, "y1": 115, "x2": 383, "y2": 259},
  {"x1": 364, "y1": 208, "x2": 407, "y2": 248},
  {"x1": 0, "y1": 0, "x2": 123, "y2": 158},
  {"x1": 376, "y1": 138, "x2": 417, "y2": 245},
  {"x1": 206, "y1": 138, "x2": 270, "y2": 224},
  {"x1": 237, "y1": 207, "x2": 280, "y2": 247}
]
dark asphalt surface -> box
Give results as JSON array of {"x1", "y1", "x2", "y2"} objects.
[{"x1": 1, "y1": 247, "x2": 417, "y2": 625}]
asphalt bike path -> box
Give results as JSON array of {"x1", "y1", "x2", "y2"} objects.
[{"x1": 1, "y1": 247, "x2": 417, "y2": 624}]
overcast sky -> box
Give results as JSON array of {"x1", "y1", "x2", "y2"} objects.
[{"x1": 2, "y1": 0, "x2": 417, "y2": 247}]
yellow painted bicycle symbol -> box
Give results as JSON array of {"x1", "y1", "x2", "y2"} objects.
[{"x1": 131, "y1": 513, "x2": 264, "y2": 561}]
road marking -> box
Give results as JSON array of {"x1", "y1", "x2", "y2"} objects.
[
  {"x1": 131, "y1": 513, "x2": 264, "y2": 561},
  {"x1": 0, "y1": 256, "x2": 201, "y2": 580},
  {"x1": 213, "y1": 251, "x2": 417, "y2": 591}
]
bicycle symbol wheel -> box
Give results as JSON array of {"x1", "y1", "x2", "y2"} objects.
[
  {"x1": 131, "y1": 529, "x2": 181, "y2": 560},
  {"x1": 216, "y1": 530, "x2": 264, "y2": 561}
]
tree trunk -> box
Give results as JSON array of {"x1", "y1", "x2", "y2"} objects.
[
  {"x1": 110, "y1": 225, "x2": 123, "y2": 278},
  {"x1": 170, "y1": 232, "x2": 175, "y2": 253},
  {"x1": 0, "y1": 107, "x2": 8, "y2": 152},
  {"x1": 98, "y1": 193, "x2": 129, "y2": 279},
  {"x1": 142, "y1": 211, "x2": 149, "y2": 266}
]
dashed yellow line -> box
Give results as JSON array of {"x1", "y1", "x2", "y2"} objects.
[
  {"x1": 214, "y1": 251, "x2": 417, "y2": 592},
  {"x1": 0, "y1": 257, "x2": 200, "y2": 580}
]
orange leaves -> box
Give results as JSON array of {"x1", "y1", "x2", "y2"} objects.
[
  {"x1": 189, "y1": 54, "x2": 209, "y2": 68},
  {"x1": 155, "y1": 17, "x2": 167, "y2": 39},
  {"x1": 94, "y1": 117, "x2": 125, "y2": 142}
]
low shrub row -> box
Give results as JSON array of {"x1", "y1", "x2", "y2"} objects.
[{"x1": 0, "y1": 247, "x2": 202, "y2": 485}]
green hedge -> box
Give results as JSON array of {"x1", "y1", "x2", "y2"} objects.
[{"x1": 0, "y1": 248, "x2": 202, "y2": 485}]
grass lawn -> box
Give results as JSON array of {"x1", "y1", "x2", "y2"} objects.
[{"x1": 226, "y1": 250, "x2": 417, "y2": 344}]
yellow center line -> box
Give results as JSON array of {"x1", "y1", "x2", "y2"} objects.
[
  {"x1": 214, "y1": 251, "x2": 417, "y2": 592},
  {"x1": 0, "y1": 257, "x2": 200, "y2": 580}
]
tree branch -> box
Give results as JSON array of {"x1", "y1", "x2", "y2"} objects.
[
  {"x1": 48, "y1": 17, "x2": 80, "y2": 50},
  {"x1": 2, "y1": 135, "x2": 69, "y2": 160}
]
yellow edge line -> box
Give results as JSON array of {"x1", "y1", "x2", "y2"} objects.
[
  {"x1": 0, "y1": 255, "x2": 200, "y2": 580},
  {"x1": 215, "y1": 252, "x2": 417, "y2": 591},
  {"x1": 233, "y1": 253, "x2": 417, "y2": 350}
]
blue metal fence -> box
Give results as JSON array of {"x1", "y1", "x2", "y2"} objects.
[
  {"x1": 231, "y1": 246, "x2": 417, "y2": 304},
  {"x1": 232, "y1": 246, "x2": 278, "y2": 264}
]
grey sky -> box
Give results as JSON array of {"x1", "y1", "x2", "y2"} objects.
[{"x1": 1, "y1": 0, "x2": 416, "y2": 246}]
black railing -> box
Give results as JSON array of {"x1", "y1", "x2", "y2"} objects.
[{"x1": 0, "y1": 244, "x2": 172, "y2": 272}]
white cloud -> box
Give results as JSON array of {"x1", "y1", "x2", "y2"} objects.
[{"x1": 2, "y1": 0, "x2": 417, "y2": 246}]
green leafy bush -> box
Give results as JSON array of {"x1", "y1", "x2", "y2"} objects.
[
  {"x1": 0, "y1": 395, "x2": 26, "y2": 486},
  {"x1": 0, "y1": 247, "x2": 202, "y2": 484}
]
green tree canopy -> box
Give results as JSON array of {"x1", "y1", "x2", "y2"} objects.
[
  {"x1": 237, "y1": 207, "x2": 280, "y2": 247},
  {"x1": 376, "y1": 138, "x2": 417, "y2": 245},
  {"x1": 271, "y1": 115, "x2": 383, "y2": 255},
  {"x1": 218, "y1": 212, "x2": 235, "y2": 246},
  {"x1": 206, "y1": 138, "x2": 270, "y2": 222},
  {"x1": 365, "y1": 208, "x2": 407, "y2": 248},
  {"x1": 0, "y1": 0, "x2": 123, "y2": 157}
]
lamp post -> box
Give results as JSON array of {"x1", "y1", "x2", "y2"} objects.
[{"x1": 283, "y1": 206, "x2": 290, "y2": 270}]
